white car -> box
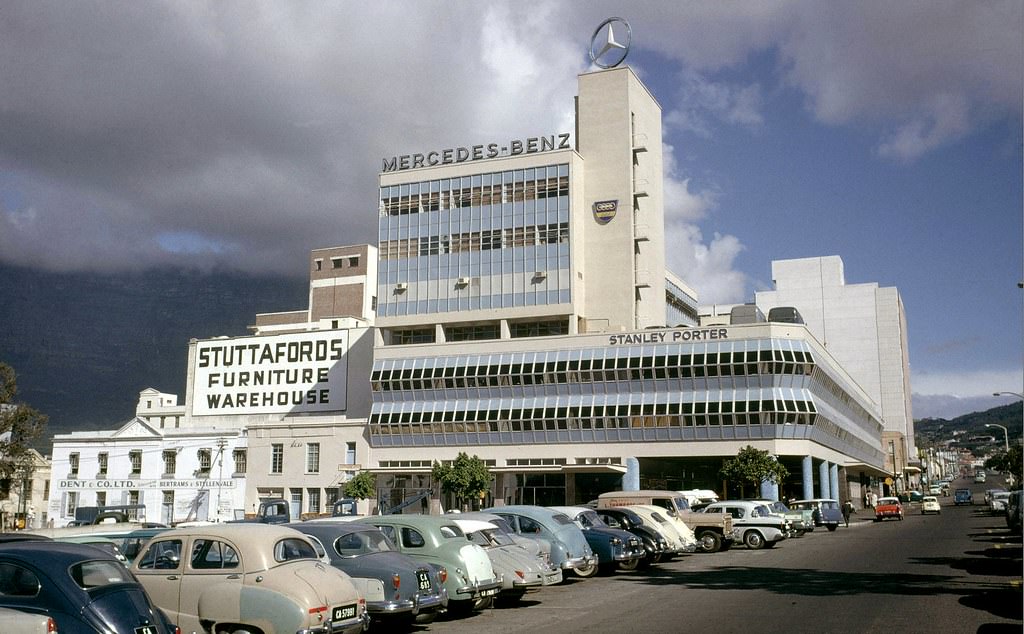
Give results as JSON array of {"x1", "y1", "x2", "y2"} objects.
[
  {"x1": 990, "y1": 491, "x2": 1012, "y2": 514},
  {"x1": 921, "y1": 496, "x2": 941, "y2": 514},
  {"x1": 702, "y1": 501, "x2": 789, "y2": 549}
]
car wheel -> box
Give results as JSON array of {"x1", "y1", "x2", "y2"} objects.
[
  {"x1": 826, "y1": 524, "x2": 838, "y2": 532},
  {"x1": 697, "y1": 530, "x2": 723, "y2": 553},
  {"x1": 744, "y1": 530, "x2": 766, "y2": 549},
  {"x1": 618, "y1": 557, "x2": 641, "y2": 571},
  {"x1": 573, "y1": 561, "x2": 599, "y2": 578}
]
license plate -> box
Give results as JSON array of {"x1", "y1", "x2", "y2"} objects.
[
  {"x1": 417, "y1": 570, "x2": 431, "y2": 591},
  {"x1": 135, "y1": 627, "x2": 159, "y2": 634},
  {"x1": 332, "y1": 604, "x2": 357, "y2": 621},
  {"x1": 480, "y1": 587, "x2": 498, "y2": 597}
]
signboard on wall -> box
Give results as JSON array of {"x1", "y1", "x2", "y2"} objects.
[{"x1": 192, "y1": 331, "x2": 348, "y2": 416}]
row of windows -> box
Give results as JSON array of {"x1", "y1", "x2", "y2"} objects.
[
  {"x1": 372, "y1": 398, "x2": 816, "y2": 424},
  {"x1": 380, "y1": 166, "x2": 569, "y2": 216},
  {"x1": 67, "y1": 449, "x2": 247, "y2": 478},
  {"x1": 379, "y1": 222, "x2": 570, "y2": 259},
  {"x1": 372, "y1": 347, "x2": 814, "y2": 380},
  {"x1": 388, "y1": 320, "x2": 570, "y2": 346},
  {"x1": 269, "y1": 442, "x2": 356, "y2": 475},
  {"x1": 371, "y1": 360, "x2": 814, "y2": 392},
  {"x1": 369, "y1": 411, "x2": 817, "y2": 435}
]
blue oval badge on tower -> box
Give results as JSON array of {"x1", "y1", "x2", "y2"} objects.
[{"x1": 592, "y1": 200, "x2": 618, "y2": 224}]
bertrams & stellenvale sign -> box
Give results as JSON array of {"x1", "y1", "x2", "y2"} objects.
[{"x1": 191, "y1": 331, "x2": 348, "y2": 416}]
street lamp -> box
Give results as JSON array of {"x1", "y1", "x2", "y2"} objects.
[
  {"x1": 993, "y1": 391, "x2": 1024, "y2": 399},
  {"x1": 985, "y1": 423, "x2": 1010, "y2": 452}
]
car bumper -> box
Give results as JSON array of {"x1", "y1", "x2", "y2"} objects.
[
  {"x1": 610, "y1": 545, "x2": 647, "y2": 561},
  {"x1": 366, "y1": 590, "x2": 446, "y2": 615},
  {"x1": 455, "y1": 578, "x2": 502, "y2": 600},
  {"x1": 562, "y1": 553, "x2": 598, "y2": 570},
  {"x1": 541, "y1": 567, "x2": 563, "y2": 585},
  {"x1": 299, "y1": 611, "x2": 370, "y2": 634}
]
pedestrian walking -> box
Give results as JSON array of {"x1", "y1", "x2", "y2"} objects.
[{"x1": 842, "y1": 500, "x2": 855, "y2": 527}]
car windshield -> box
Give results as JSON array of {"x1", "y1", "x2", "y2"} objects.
[
  {"x1": 673, "y1": 497, "x2": 690, "y2": 511},
  {"x1": 488, "y1": 517, "x2": 516, "y2": 534},
  {"x1": 71, "y1": 560, "x2": 135, "y2": 590},
  {"x1": 752, "y1": 505, "x2": 771, "y2": 517},
  {"x1": 768, "y1": 502, "x2": 790, "y2": 513},
  {"x1": 878, "y1": 498, "x2": 899, "y2": 505},
  {"x1": 994, "y1": 492, "x2": 1011, "y2": 500},
  {"x1": 576, "y1": 510, "x2": 608, "y2": 528},
  {"x1": 923, "y1": 497, "x2": 937, "y2": 502}
]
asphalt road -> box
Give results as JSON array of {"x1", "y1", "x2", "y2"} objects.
[{"x1": 419, "y1": 478, "x2": 1022, "y2": 634}]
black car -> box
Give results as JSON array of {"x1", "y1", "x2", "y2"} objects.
[
  {"x1": 0, "y1": 540, "x2": 178, "y2": 633},
  {"x1": 595, "y1": 507, "x2": 674, "y2": 566},
  {"x1": 288, "y1": 521, "x2": 446, "y2": 625}
]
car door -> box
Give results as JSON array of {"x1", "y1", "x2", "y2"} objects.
[
  {"x1": 179, "y1": 537, "x2": 244, "y2": 628},
  {"x1": 133, "y1": 536, "x2": 185, "y2": 625}
]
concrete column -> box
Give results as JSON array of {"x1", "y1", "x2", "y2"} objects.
[
  {"x1": 759, "y1": 478, "x2": 779, "y2": 501},
  {"x1": 819, "y1": 461, "x2": 830, "y2": 499},
  {"x1": 802, "y1": 456, "x2": 814, "y2": 500},
  {"x1": 829, "y1": 464, "x2": 840, "y2": 501},
  {"x1": 623, "y1": 457, "x2": 640, "y2": 491}
]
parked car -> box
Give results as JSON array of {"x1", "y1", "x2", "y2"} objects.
[
  {"x1": 984, "y1": 488, "x2": 1007, "y2": 506},
  {"x1": 451, "y1": 518, "x2": 551, "y2": 602},
  {"x1": 0, "y1": 607, "x2": 57, "y2": 633},
  {"x1": 989, "y1": 491, "x2": 1012, "y2": 515},
  {"x1": 356, "y1": 514, "x2": 501, "y2": 615},
  {"x1": 455, "y1": 511, "x2": 558, "y2": 572},
  {"x1": 0, "y1": 540, "x2": 178, "y2": 634},
  {"x1": 927, "y1": 484, "x2": 943, "y2": 495},
  {"x1": 921, "y1": 496, "x2": 941, "y2": 514},
  {"x1": 750, "y1": 499, "x2": 813, "y2": 536},
  {"x1": 485, "y1": 505, "x2": 598, "y2": 579},
  {"x1": 595, "y1": 490, "x2": 734, "y2": 553},
  {"x1": 608, "y1": 504, "x2": 696, "y2": 557},
  {"x1": 1006, "y1": 490, "x2": 1022, "y2": 532},
  {"x1": 702, "y1": 501, "x2": 789, "y2": 549},
  {"x1": 954, "y1": 489, "x2": 973, "y2": 505},
  {"x1": 789, "y1": 499, "x2": 843, "y2": 531},
  {"x1": 132, "y1": 523, "x2": 369, "y2": 634},
  {"x1": 548, "y1": 506, "x2": 646, "y2": 573},
  {"x1": 593, "y1": 506, "x2": 674, "y2": 567},
  {"x1": 874, "y1": 497, "x2": 904, "y2": 521},
  {"x1": 288, "y1": 521, "x2": 446, "y2": 625}
]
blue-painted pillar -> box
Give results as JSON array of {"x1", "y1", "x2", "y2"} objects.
[
  {"x1": 818, "y1": 461, "x2": 830, "y2": 499},
  {"x1": 829, "y1": 464, "x2": 840, "y2": 501},
  {"x1": 802, "y1": 456, "x2": 814, "y2": 500},
  {"x1": 759, "y1": 478, "x2": 779, "y2": 501},
  {"x1": 623, "y1": 457, "x2": 640, "y2": 491}
]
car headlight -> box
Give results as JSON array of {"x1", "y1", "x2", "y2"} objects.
[{"x1": 609, "y1": 537, "x2": 622, "y2": 546}]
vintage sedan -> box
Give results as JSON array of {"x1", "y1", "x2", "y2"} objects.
[
  {"x1": 622, "y1": 504, "x2": 699, "y2": 556},
  {"x1": 702, "y1": 501, "x2": 789, "y2": 549},
  {"x1": 789, "y1": 499, "x2": 844, "y2": 531},
  {"x1": 594, "y1": 507, "x2": 673, "y2": 567},
  {"x1": 356, "y1": 515, "x2": 501, "y2": 616},
  {"x1": 484, "y1": 505, "x2": 598, "y2": 579},
  {"x1": 132, "y1": 523, "x2": 368, "y2": 634},
  {"x1": 288, "y1": 521, "x2": 446, "y2": 625},
  {"x1": 548, "y1": 506, "x2": 646, "y2": 573},
  {"x1": 0, "y1": 540, "x2": 178, "y2": 633},
  {"x1": 751, "y1": 499, "x2": 813, "y2": 536},
  {"x1": 451, "y1": 518, "x2": 553, "y2": 602},
  {"x1": 921, "y1": 496, "x2": 942, "y2": 514},
  {"x1": 989, "y1": 491, "x2": 1012, "y2": 515},
  {"x1": 874, "y1": 497, "x2": 905, "y2": 521}
]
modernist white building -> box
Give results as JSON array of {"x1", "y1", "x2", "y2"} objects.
[
  {"x1": 366, "y1": 66, "x2": 890, "y2": 508},
  {"x1": 756, "y1": 256, "x2": 917, "y2": 492}
]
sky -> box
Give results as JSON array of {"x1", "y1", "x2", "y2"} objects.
[{"x1": 0, "y1": 1, "x2": 1021, "y2": 420}]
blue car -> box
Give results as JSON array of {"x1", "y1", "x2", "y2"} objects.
[
  {"x1": 484, "y1": 505, "x2": 598, "y2": 578},
  {"x1": 548, "y1": 506, "x2": 646, "y2": 574},
  {"x1": 954, "y1": 489, "x2": 973, "y2": 505},
  {"x1": 0, "y1": 540, "x2": 177, "y2": 633}
]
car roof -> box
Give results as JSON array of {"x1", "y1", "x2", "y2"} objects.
[
  {"x1": 287, "y1": 521, "x2": 379, "y2": 536},
  {"x1": 450, "y1": 518, "x2": 498, "y2": 533},
  {"x1": 0, "y1": 540, "x2": 122, "y2": 567}
]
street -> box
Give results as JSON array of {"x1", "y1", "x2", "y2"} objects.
[{"x1": 420, "y1": 478, "x2": 1022, "y2": 634}]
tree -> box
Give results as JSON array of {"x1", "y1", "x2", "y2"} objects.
[
  {"x1": 432, "y1": 452, "x2": 491, "y2": 511},
  {"x1": 984, "y1": 445, "x2": 1023, "y2": 485},
  {"x1": 719, "y1": 445, "x2": 789, "y2": 498},
  {"x1": 343, "y1": 471, "x2": 376, "y2": 500},
  {"x1": 0, "y1": 363, "x2": 48, "y2": 481}
]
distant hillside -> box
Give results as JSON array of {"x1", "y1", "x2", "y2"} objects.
[
  {"x1": 915, "y1": 403, "x2": 1023, "y2": 453},
  {"x1": 0, "y1": 263, "x2": 308, "y2": 448}
]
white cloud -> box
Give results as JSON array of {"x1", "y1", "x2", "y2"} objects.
[
  {"x1": 661, "y1": 143, "x2": 749, "y2": 304},
  {"x1": 911, "y1": 368, "x2": 1024, "y2": 400}
]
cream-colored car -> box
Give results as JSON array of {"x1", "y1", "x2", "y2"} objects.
[
  {"x1": 132, "y1": 524, "x2": 369, "y2": 634},
  {"x1": 921, "y1": 496, "x2": 941, "y2": 515}
]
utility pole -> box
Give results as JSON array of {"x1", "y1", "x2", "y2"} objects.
[{"x1": 216, "y1": 438, "x2": 227, "y2": 522}]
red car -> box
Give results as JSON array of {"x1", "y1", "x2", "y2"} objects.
[{"x1": 874, "y1": 497, "x2": 904, "y2": 521}]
